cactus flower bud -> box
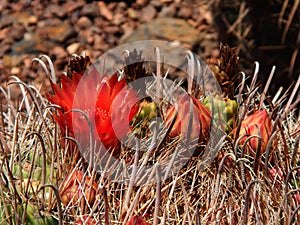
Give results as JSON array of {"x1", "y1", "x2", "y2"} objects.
[
  {"x1": 237, "y1": 110, "x2": 272, "y2": 151},
  {"x1": 204, "y1": 96, "x2": 238, "y2": 132},
  {"x1": 60, "y1": 170, "x2": 98, "y2": 207},
  {"x1": 165, "y1": 94, "x2": 211, "y2": 142},
  {"x1": 136, "y1": 100, "x2": 157, "y2": 122}
]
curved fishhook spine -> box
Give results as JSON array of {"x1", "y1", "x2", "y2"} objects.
[
  {"x1": 259, "y1": 65, "x2": 276, "y2": 109},
  {"x1": 38, "y1": 54, "x2": 56, "y2": 83},
  {"x1": 186, "y1": 51, "x2": 195, "y2": 95},
  {"x1": 8, "y1": 76, "x2": 31, "y2": 113},
  {"x1": 38, "y1": 184, "x2": 63, "y2": 225}
]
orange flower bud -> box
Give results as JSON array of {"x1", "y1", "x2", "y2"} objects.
[
  {"x1": 60, "y1": 170, "x2": 98, "y2": 207},
  {"x1": 165, "y1": 94, "x2": 211, "y2": 142},
  {"x1": 238, "y1": 110, "x2": 272, "y2": 151}
]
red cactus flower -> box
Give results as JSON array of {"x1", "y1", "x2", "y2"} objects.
[
  {"x1": 60, "y1": 170, "x2": 98, "y2": 207},
  {"x1": 95, "y1": 74, "x2": 139, "y2": 150},
  {"x1": 237, "y1": 110, "x2": 272, "y2": 151},
  {"x1": 47, "y1": 68, "x2": 139, "y2": 152},
  {"x1": 125, "y1": 216, "x2": 149, "y2": 225},
  {"x1": 165, "y1": 94, "x2": 211, "y2": 142}
]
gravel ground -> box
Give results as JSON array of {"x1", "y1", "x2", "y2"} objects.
[
  {"x1": 1, "y1": 0, "x2": 298, "y2": 101},
  {"x1": 0, "y1": 0, "x2": 219, "y2": 99}
]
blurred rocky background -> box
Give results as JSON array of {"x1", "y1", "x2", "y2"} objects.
[{"x1": 0, "y1": 0, "x2": 299, "y2": 97}]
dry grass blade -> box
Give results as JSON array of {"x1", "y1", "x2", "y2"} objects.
[
  {"x1": 1, "y1": 44, "x2": 299, "y2": 224},
  {"x1": 281, "y1": 0, "x2": 300, "y2": 44},
  {"x1": 153, "y1": 164, "x2": 162, "y2": 225}
]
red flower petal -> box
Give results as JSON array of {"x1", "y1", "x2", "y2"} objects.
[
  {"x1": 237, "y1": 110, "x2": 272, "y2": 151},
  {"x1": 48, "y1": 68, "x2": 139, "y2": 152},
  {"x1": 165, "y1": 94, "x2": 211, "y2": 141}
]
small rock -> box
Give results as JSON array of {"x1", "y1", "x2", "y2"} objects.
[
  {"x1": 0, "y1": 27, "x2": 10, "y2": 41},
  {"x1": 121, "y1": 22, "x2": 135, "y2": 38},
  {"x1": 204, "y1": 32, "x2": 218, "y2": 40},
  {"x1": 70, "y1": 10, "x2": 81, "y2": 25},
  {"x1": 0, "y1": 12, "x2": 30, "y2": 29},
  {"x1": 178, "y1": 6, "x2": 193, "y2": 19},
  {"x1": 94, "y1": 35, "x2": 109, "y2": 51},
  {"x1": 197, "y1": 24, "x2": 209, "y2": 32},
  {"x1": 39, "y1": 21, "x2": 77, "y2": 43},
  {"x1": 187, "y1": 19, "x2": 197, "y2": 28},
  {"x1": 10, "y1": 67, "x2": 21, "y2": 75},
  {"x1": 11, "y1": 31, "x2": 57, "y2": 54},
  {"x1": 0, "y1": 1, "x2": 8, "y2": 11},
  {"x1": 9, "y1": 23, "x2": 26, "y2": 40},
  {"x1": 51, "y1": 46, "x2": 68, "y2": 71},
  {"x1": 0, "y1": 44, "x2": 10, "y2": 57},
  {"x1": 90, "y1": 26, "x2": 102, "y2": 34},
  {"x1": 11, "y1": 2, "x2": 24, "y2": 12},
  {"x1": 117, "y1": 2, "x2": 127, "y2": 9},
  {"x1": 98, "y1": 1, "x2": 113, "y2": 21},
  {"x1": 27, "y1": 16, "x2": 38, "y2": 26},
  {"x1": 93, "y1": 17, "x2": 104, "y2": 29},
  {"x1": 198, "y1": 5, "x2": 213, "y2": 25},
  {"x1": 45, "y1": 4, "x2": 67, "y2": 18},
  {"x1": 52, "y1": 46, "x2": 68, "y2": 59},
  {"x1": 200, "y1": 39, "x2": 218, "y2": 50},
  {"x1": 53, "y1": 6, "x2": 67, "y2": 18},
  {"x1": 141, "y1": 5, "x2": 157, "y2": 22},
  {"x1": 83, "y1": 29, "x2": 95, "y2": 44},
  {"x1": 127, "y1": 8, "x2": 139, "y2": 20},
  {"x1": 32, "y1": 3, "x2": 44, "y2": 18},
  {"x1": 112, "y1": 13, "x2": 126, "y2": 25},
  {"x1": 106, "y1": 33, "x2": 117, "y2": 44},
  {"x1": 67, "y1": 43, "x2": 81, "y2": 55},
  {"x1": 136, "y1": 0, "x2": 149, "y2": 6},
  {"x1": 26, "y1": 16, "x2": 38, "y2": 32},
  {"x1": 37, "y1": 18, "x2": 62, "y2": 27},
  {"x1": 77, "y1": 16, "x2": 92, "y2": 30},
  {"x1": 107, "y1": 2, "x2": 118, "y2": 11},
  {"x1": 103, "y1": 26, "x2": 121, "y2": 34},
  {"x1": 3, "y1": 55, "x2": 23, "y2": 67},
  {"x1": 63, "y1": 1, "x2": 85, "y2": 13},
  {"x1": 81, "y1": 3, "x2": 100, "y2": 17},
  {"x1": 150, "y1": 0, "x2": 162, "y2": 7},
  {"x1": 158, "y1": 5, "x2": 176, "y2": 17}
]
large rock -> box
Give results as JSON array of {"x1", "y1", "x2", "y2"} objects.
[
  {"x1": 0, "y1": 12, "x2": 30, "y2": 28},
  {"x1": 37, "y1": 21, "x2": 77, "y2": 43},
  {"x1": 120, "y1": 17, "x2": 200, "y2": 47},
  {"x1": 115, "y1": 18, "x2": 202, "y2": 80},
  {"x1": 11, "y1": 32, "x2": 57, "y2": 54}
]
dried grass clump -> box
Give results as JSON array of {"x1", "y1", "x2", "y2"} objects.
[
  {"x1": 0, "y1": 48, "x2": 299, "y2": 225},
  {"x1": 214, "y1": 0, "x2": 300, "y2": 92}
]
